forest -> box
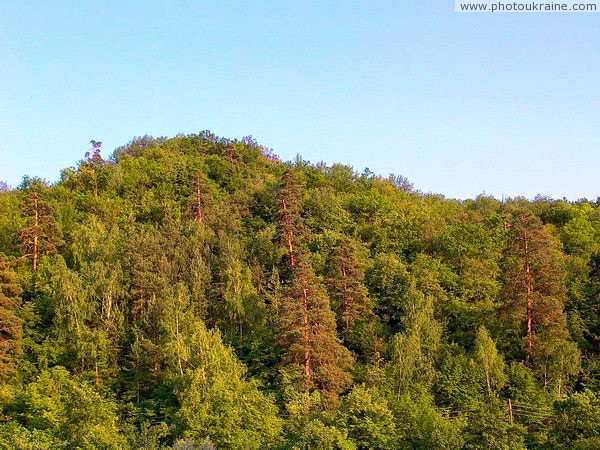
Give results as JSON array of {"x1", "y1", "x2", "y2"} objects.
[{"x1": 1, "y1": 132, "x2": 600, "y2": 449}]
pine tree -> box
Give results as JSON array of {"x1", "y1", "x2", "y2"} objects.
[
  {"x1": 279, "y1": 259, "x2": 353, "y2": 395},
  {"x1": 124, "y1": 226, "x2": 171, "y2": 394},
  {"x1": 326, "y1": 239, "x2": 372, "y2": 332},
  {"x1": 188, "y1": 172, "x2": 209, "y2": 223},
  {"x1": 277, "y1": 170, "x2": 304, "y2": 270},
  {"x1": 275, "y1": 170, "x2": 353, "y2": 396},
  {"x1": 501, "y1": 207, "x2": 569, "y2": 365},
  {"x1": 126, "y1": 226, "x2": 169, "y2": 321},
  {"x1": 0, "y1": 253, "x2": 22, "y2": 381},
  {"x1": 18, "y1": 177, "x2": 62, "y2": 271},
  {"x1": 83, "y1": 140, "x2": 104, "y2": 198}
]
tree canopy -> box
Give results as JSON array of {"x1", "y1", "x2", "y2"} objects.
[{"x1": 0, "y1": 132, "x2": 598, "y2": 448}]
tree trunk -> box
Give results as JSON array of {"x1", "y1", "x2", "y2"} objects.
[
  {"x1": 281, "y1": 198, "x2": 296, "y2": 267},
  {"x1": 524, "y1": 227, "x2": 534, "y2": 365},
  {"x1": 302, "y1": 287, "x2": 311, "y2": 391},
  {"x1": 342, "y1": 266, "x2": 350, "y2": 330},
  {"x1": 33, "y1": 193, "x2": 39, "y2": 271},
  {"x1": 176, "y1": 310, "x2": 183, "y2": 375},
  {"x1": 195, "y1": 174, "x2": 203, "y2": 223}
]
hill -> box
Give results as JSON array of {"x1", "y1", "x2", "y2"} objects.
[{"x1": 1, "y1": 132, "x2": 600, "y2": 449}]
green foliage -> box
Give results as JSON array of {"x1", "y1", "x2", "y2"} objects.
[
  {"x1": 336, "y1": 385, "x2": 396, "y2": 449},
  {"x1": 560, "y1": 204, "x2": 596, "y2": 256},
  {"x1": 389, "y1": 391, "x2": 465, "y2": 449},
  {"x1": 0, "y1": 133, "x2": 595, "y2": 447},
  {"x1": 474, "y1": 326, "x2": 507, "y2": 394},
  {"x1": 325, "y1": 239, "x2": 376, "y2": 356},
  {"x1": 389, "y1": 285, "x2": 442, "y2": 395},
  {"x1": 288, "y1": 419, "x2": 356, "y2": 450},
  {"x1": 463, "y1": 400, "x2": 526, "y2": 450},
  {"x1": 436, "y1": 346, "x2": 482, "y2": 408},
  {"x1": 0, "y1": 420, "x2": 60, "y2": 450},
  {"x1": 1, "y1": 367, "x2": 126, "y2": 449},
  {"x1": 550, "y1": 391, "x2": 600, "y2": 449},
  {"x1": 17, "y1": 177, "x2": 63, "y2": 271},
  {"x1": 0, "y1": 189, "x2": 24, "y2": 256},
  {"x1": 365, "y1": 252, "x2": 410, "y2": 328},
  {"x1": 176, "y1": 321, "x2": 282, "y2": 449},
  {"x1": 0, "y1": 253, "x2": 22, "y2": 381}
]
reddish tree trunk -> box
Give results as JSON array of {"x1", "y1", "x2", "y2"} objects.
[
  {"x1": 32, "y1": 194, "x2": 39, "y2": 272},
  {"x1": 524, "y1": 228, "x2": 534, "y2": 365},
  {"x1": 302, "y1": 287, "x2": 311, "y2": 391},
  {"x1": 195, "y1": 174, "x2": 203, "y2": 223},
  {"x1": 342, "y1": 266, "x2": 350, "y2": 329},
  {"x1": 280, "y1": 198, "x2": 296, "y2": 267}
]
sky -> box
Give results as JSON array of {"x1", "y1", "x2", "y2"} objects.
[{"x1": 1, "y1": 1, "x2": 599, "y2": 200}]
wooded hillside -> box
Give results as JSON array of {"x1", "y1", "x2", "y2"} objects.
[{"x1": 1, "y1": 133, "x2": 600, "y2": 449}]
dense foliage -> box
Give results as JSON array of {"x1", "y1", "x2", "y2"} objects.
[{"x1": 1, "y1": 132, "x2": 600, "y2": 449}]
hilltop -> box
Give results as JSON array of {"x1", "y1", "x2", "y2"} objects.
[{"x1": 1, "y1": 132, "x2": 599, "y2": 449}]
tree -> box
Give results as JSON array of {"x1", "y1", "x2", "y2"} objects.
[
  {"x1": 70, "y1": 218, "x2": 126, "y2": 385},
  {"x1": 365, "y1": 253, "x2": 410, "y2": 330},
  {"x1": 550, "y1": 391, "x2": 600, "y2": 449},
  {"x1": 4, "y1": 366, "x2": 126, "y2": 449},
  {"x1": 337, "y1": 385, "x2": 396, "y2": 449},
  {"x1": 581, "y1": 253, "x2": 600, "y2": 351},
  {"x1": 160, "y1": 283, "x2": 195, "y2": 376},
  {"x1": 6, "y1": 131, "x2": 600, "y2": 446},
  {"x1": 501, "y1": 207, "x2": 569, "y2": 365},
  {"x1": 276, "y1": 170, "x2": 304, "y2": 270},
  {"x1": 176, "y1": 321, "x2": 282, "y2": 449},
  {"x1": 18, "y1": 178, "x2": 62, "y2": 271},
  {"x1": 276, "y1": 171, "x2": 353, "y2": 396},
  {"x1": 220, "y1": 259, "x2": 258, "y2": 339},
  {"x1": 388, "y1": 285, "x2": 442, "y2": 396},
  {"x1": 388, "y1": 390, "x2": 465, "y2": 450},
  {"x1": 0, "y1": 187, "x2": 23, "y2": 257},
  {"x1": 287, "y1": 419, "x2": 356, "y2": 450},
  {"x1": 436, "y1": 347, "x2": 482, "y2": 409},
  {"x1": 36, "y1": 256, "x2": 98, "y2": 375},
  {"x1": 82, "y1": 140, "x2": 106, "y2": 198},
  {"x1": 463, "y1": 399, "x2": 526, "y2": 450},
  {"x1": 188, "y1": 172, "x2": 210, "y2": 223},
  {"x1": 0, "y1": 253, "x2": 22, "y2": 381},
  {"x1": 71, "y1": 217, "x2": 125, "y2": 327},
  {"x1": 126, "y1": 225, "x2": 169, "y2": 321},
  {"x1": 326, "y1": 240, "x2": 372, "y2": 332},
  {"x1": 474, "y1": 326, "x2": 507, "y2": 395},
  {"x1": 535, "y1": 338, "x2": 580, "y2": 397},
  {"x1": 560, "y1": 203, "x2": 596, "y2": 256},
  {"x1": 86, "y1": 139, "x2": 103, "y2": 161},
  {"x1": 279, "y1": 259, "x2": 354, "y2": 396}
]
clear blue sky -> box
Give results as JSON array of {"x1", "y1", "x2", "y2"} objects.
[{"x1": 1, "y1": 1, "x2": 599, "y2": 200}]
